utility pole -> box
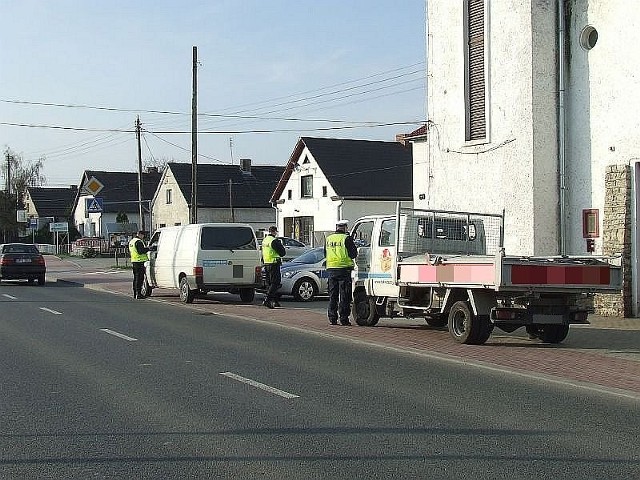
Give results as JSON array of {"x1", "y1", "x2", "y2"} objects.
[
  {"x1": 190, "y1": 45, "x2": 198, "y2": 224},
  {"x1": 136, "y1": 116, "x2": 145, "y2": 232},
  {"x1": 5, "y1": 150, "x2": 11, "y2": 193},
  {"x1": 228, "y1": 179, "x2": 235, "y2": 221}
]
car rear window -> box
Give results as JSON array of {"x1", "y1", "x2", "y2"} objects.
[
  {"x1": 200, "y1": 227, "x2": 256, "y2": 250},
  {"x1": 1, "y1": 244, "x2": 40, "y2": 254}
]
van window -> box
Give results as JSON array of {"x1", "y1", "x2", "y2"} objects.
[{"x1": 201, "y1": 226, "x2": 256, "y2": 250}]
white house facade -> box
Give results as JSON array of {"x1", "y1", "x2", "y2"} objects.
[
  {"x1": 271, "y1": 137, "x2": 413, "y2": 247},
  {"x1": 417, "y1": 0, "x2": 640, "y2": 315}
]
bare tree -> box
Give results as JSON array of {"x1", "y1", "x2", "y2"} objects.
[{"x1": 2, "y1": 148, "x2": 46, "y2": 195}]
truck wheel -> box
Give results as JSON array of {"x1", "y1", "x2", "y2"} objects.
[
  {"x1": 140, "y1": 277, "x2": 153, "y2": 298},
  {"x1": 293, "y1": 277, "x2": 317, "y2": 302},
  {"x1": 239, "y1": 288, "x2": 255, "y2": 303},
  {"x1": 539, "y1": 324, "x2": 569, "y2": 344},
  {"x1": 179, "y1": 277, "x2": 195, "y2": 303},
  {"x1": 425, "y1": 315, "x2": 447, "y2": 328},
  {"x1": 352, "y1": 289, "x2": 380, "y2": 326},
  {"x1": 447, "y1": 301, "x2": 492, "y2": 345}
]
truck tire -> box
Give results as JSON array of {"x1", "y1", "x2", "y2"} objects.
[
  {"x1": 239, "y1": 287, "x2": 255, "y2": 303},
  {"x1": 352, "y1": 289, "x2": 380, "y2": 326},
  {"x1": 539, "y1": 324, "x2": 569, "y2": 344},
  {"x1": 179, "y1": 277, "x2": 195, "y2": 304},
  {"x1": 447, "y1": 301, "x2": 492, "y2": 345}
]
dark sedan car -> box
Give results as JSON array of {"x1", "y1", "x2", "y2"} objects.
[{"x1": 0, "y1": 243, "x2": 46, "y2": 285}]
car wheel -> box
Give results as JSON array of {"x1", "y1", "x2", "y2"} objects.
[
  {"x1": 179, "y1": 277, "x2": 194, "y2": 303},
  {"x1": 28, "y1": 278, "x2": 35, "y2": 285},
  {"x1": 37, "y1": 275, "x2": 45, "y2": 286},
  {"x1": 293, "y1": 277, "x2": 318, "y2": 302}
]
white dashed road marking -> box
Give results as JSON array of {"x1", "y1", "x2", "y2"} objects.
[
  {"x1": 220, "y1": 371, "x2": 299, "y2": 399},
  {"x1": 100, "y1": 328, "x2": 138, "y2": 342},
  {"x1": 40, "y1": 307, "x2": 62, "y2": 315}
]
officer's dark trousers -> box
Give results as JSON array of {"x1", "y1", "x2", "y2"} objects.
[
  {"x1": 327, "y1": 268, "x2": 353, "y2": 323},
  {"x1": 264, "y1": 263, "x2": 282, "y2": 302},
  {"x1": 132, "y1": 262, "x2": 145, "y2": 296}
]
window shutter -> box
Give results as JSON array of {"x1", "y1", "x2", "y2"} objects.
[{"x1": 467, "y1": 0, "x2": 486, "y2": 141}]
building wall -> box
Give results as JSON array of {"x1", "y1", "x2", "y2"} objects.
[
  {"x1": 565, "y1": 0, "x2": 640, "y2": 255},
  {"x1": 275, "y1": 145, "x2": 412, "y2": 247},
  {"x1": 422, "y1": 0, "x2": 558, "y2": 256},
  {"x1": 151, "y1": 169, "x2": 190, "y2": 229}
]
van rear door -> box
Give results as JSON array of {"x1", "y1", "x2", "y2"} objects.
[{"x1": 199, "y1": 226, "x2": 259, "y2": 285}]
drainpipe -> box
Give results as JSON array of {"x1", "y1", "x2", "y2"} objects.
[{"x1": 558, "y1": 0, "x2": 567, "y2": 255}]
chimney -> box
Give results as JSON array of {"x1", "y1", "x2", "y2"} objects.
[
  {"x1": 240, "y1": 158, "x2": 251, "y2": 173},
  {"x1": 395, "y1": 133, "x2": 407, "y2": 146}
]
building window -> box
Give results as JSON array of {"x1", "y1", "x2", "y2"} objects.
[
  {"x1": 322, "y1": 186, "x2": 327, "y2": 197},
  {"x1": 464, "y1": 0, "x2": 487, "y2": 142},
  {"x1": 159, "y1": 223, "x2": 166, "y2": 228},
  {"x1": 288, "y1": 189, "x2": 292, "y2": 200},
  {"x1": 301, "y1": 175, "x2": 313, "y2": 198},
  {"x1": 166, "y1": 189, "x2": 172, "y2": 204}
]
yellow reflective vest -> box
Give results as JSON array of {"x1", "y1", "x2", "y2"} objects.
[
  {"x1": 262, "y1": 235, "x2": 281, "y2": 264},
  {"x1": 325, "y1": 233, "x2": 354, "y2": 268},
  {"x1": 129, "y1": 237, "x2": 148, "y2": 263}
]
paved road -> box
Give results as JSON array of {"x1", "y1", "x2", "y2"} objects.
[
  {"x1": 42, "y1": 255, "x2": 640, "y2": 399},
  {"x1": 1, "y1": 279, "x2": 638, "y2": 479}
]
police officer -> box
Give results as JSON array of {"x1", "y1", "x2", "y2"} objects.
[
  {"x1": 128, "y1": 230, "x2": 149, "y2": 299},
  {"x1": 325, "y1": 219, "x2": 358, "y2": 325},
  {"x1": 261, "y1": 226, "x2": 286, "y2": 309}
]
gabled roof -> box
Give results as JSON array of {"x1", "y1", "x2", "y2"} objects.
[
  {"x1": 167, "y1": 162, "x2": 285, "y2": 208},
  {"x1": 27, "y1": 186, "x2": 78, "y2": 217},
  {"x1": 271, "y1": 137, "x2": 413, "y2": 202},
  {"x1": 75, "y1": 170, "x2": 162, "y2": 214}
]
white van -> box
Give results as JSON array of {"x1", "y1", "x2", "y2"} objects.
[{"x1": 142, "y1": 223, "x2": 262, "y2": 303}]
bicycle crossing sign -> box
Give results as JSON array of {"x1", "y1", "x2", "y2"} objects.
[{"x1": 86, "y1": 197, "x2": 103, "y2": 213}]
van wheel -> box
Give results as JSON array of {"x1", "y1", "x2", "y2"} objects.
[
  {"x1": 239, "y1": 288, "x2": 255, "y2": 303},
  {"x1": 140, "y1": 277, "x2": 153, "y2": 298},
  {"x1": 352, "y1": 289, "x2": 380, "y2": 326},
  {"x1": 179, "y1": 277, "x2": 194, "y2": 303}
]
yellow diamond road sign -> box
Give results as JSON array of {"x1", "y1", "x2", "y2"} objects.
[{"x1": 83, "y1": 176, "x2": 104, "y2": 196}]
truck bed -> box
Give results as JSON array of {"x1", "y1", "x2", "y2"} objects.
[{"x1": 397, "y1": 252, "x2": 622, "y2": 293}]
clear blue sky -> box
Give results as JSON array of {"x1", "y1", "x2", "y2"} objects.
[{"x1": 1, "y1": 0, "x2": 426, "y2": 187}]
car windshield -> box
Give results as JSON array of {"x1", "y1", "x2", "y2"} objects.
[
  {"x1": 290, "y1": 248, "x2": 324, "y2": 264},
  {"x1": 1, "y1": 244, "x2": 39, "y2": 254}
]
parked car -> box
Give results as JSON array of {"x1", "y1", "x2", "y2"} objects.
[
  {"x1": 0, "y1": 243, "x2": 46, "y2": 285},
  {"x1": 275, "y1": 247, "x2": 328, "y2": 302}
]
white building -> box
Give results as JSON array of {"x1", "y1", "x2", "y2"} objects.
[
  {"x1": 415, "y1": 0, "x2": 639, "y2": 315},
  {"x1": 271, "y1": 137, "x2": 413, "y2": 246}
]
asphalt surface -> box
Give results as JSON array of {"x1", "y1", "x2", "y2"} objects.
[
  {"x1": 1, "y1": 275, "x2": 638, "y2": 479},
  {"x1": 42, "y1": 255, "x2": 640, "y2": 399}
]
